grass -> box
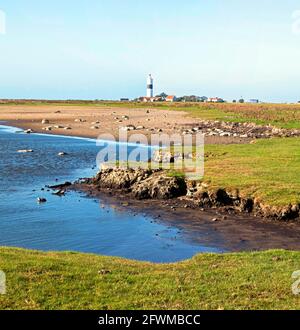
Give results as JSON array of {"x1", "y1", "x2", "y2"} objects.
[
  {"x1": 203, "y1": 137, "x2": 300, "y2": 207},
  {"x1": 1, "y1": 247, "x2": 300, "y2": 310}
]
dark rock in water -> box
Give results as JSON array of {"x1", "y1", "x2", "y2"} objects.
[
  {"x1": 52, "y1": 189, "x2": 66, "y2": 196},
  {"x1": 37, "y1": 197, "x2": 47, "y2": 203},
  {"x1": 48, "y1": 181, "x2": 72, "y2": 189}
]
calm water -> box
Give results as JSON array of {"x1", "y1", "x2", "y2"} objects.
[{"x1": 0, "y1": 124, "x2": 221, "y2": 262}]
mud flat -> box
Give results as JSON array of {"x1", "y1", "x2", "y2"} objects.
[{"x1": 51, "y1": 167, "x2": 300, "y2": 252}]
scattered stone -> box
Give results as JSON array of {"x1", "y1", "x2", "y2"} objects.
[
  {"x1": 58, "y1": 152, "x2": 68, "y2": 156},
  {"x1": 52, "y1": 190, "x2": 65, "y2": 196},
  {"x1": 43, "y1": 126, "x2": 52, "y2": 131},
  {"x1": 98, "y1": 269, "x2": 111, "y2": 275},
  {"x1": 24, "y1": 129, "x2": 33, "y2": 134},
  {"x1": 48, "y1": 181, "x2": 72, "y2": 190},
  {"x1": 37, "y1": 197, "x2": 47, "y2": 203},
  {"x1": 41, "y1": 119, "x2": 49, "y2": 124},
  {"x1": 121, "y1": 125, "x2": 136, "y2": 131},
  {"x1": 180, "y1": 120, "x2": 300, "y2": 139},
  {"x1": 17, "y1": 149, "x2": 33, "y2": 153}
]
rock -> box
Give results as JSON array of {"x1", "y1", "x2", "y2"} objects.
[
  {"x1": 41, "y1": 119, "x2": 49, "y2": 124},
  {"x1": 132, "y1": 174, "x2": 187, "y2": 200},
  {"x1": 98, "y1": 269, "x2": 111, "y2": 275},
  {"x1": 37, "y1": 197, "x2": 47, "y2": 203},
  {"x1": 209, "y1": 189, "x2": 233, "y2": 206},
  {"x1": 24, "y1": 129, "x2": 33, "y2": 134},
  {"x1": 58, "y1": 152, "x2": 68, "y2": 156},
  {"x1": 152, "y1": 150, "x2": 175, "y2": 163},
  {"x1": 17, "y1": 149, "x2": 34, "y2": 153},
  {"x1": 48, "y1": 182, "x2": 72, "y2": 189},
  {"x1": 90, "y1": 126, "x2": 100, "y2": 130},
  {"x1": 91, "y1": 168, "x2": 187, "y2": 200},
  {"x1": 239, "y1": 198, "x2": 254, "y2": 213},
  {"x1": 121, "y1": 125, "x2": 136, "y2": 131},
  {"x1": 52, "y1": 189, "x2": 65, "y2": 196},
  {"x1": 64, "y1": 127, "x2": 72, "y2": 130}
]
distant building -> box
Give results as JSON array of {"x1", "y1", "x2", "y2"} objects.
[
  {"x1": 120, "y1": 98, "x2": 129, "y2": 102},
  {"x1": 166, "y1": 95, "x2": 177, "y2": 102},
  {"x1": 140, "y1": 96, "x2": 162, "y2": 103},
  {"x1": 248, "y1": 99, "x2": 259, "y2": 104},
  {"x1": 206, "y1": 97, "x2": 225, "y2": 103}
]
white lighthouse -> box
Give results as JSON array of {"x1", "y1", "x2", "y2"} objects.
[{"x1": 147, "y1": 74, "x2": 154, "y2": 98}]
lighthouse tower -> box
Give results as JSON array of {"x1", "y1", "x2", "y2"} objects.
[{"x1": 147, "y1": 74, "x2": 153, "y2": 98}]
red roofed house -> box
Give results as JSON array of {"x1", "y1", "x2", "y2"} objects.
[
  {"x1": 166, "y1": 95, "x2": 177, "y2": 102},
  {"x1": 206, "y1": 97, "x2": 224, "y2": 103}
]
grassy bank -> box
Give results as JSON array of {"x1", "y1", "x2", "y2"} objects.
[
  {"x1": 204, "y1": 137, "x2": 300, "y2": 207},
  {"x1": 0, "y1": 247, "x2": 300, "y2": 310}
]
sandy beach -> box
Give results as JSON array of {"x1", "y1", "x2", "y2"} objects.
[{"x1": 0, "y1": 103, "x2": 249, "y2": 144}]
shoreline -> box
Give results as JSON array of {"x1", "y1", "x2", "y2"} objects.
[
  {"x1": 76, "y1": 184, "x2": 300, "y2": 252},
  {"x1": 3, "y1": 120, "x2": 300, "y2": 222},
  {"x1": 5, "y1": 116, "x2": 300, "y2": 251},
  {"x1": 48, "y1": 165, "x2": 300, "y2": 253},
  {"x1": 0, "y1": 103, "x2": 253, "y2": 144}
]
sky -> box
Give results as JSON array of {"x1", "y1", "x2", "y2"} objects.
[{"x1": 0, "y1": 0, "x2": 300, "y2": 102}]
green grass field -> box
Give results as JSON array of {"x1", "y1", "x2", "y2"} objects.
[
  {"x1": 204, "y1": 137, "x2": 300, "y2": 207},
  {"x1": 0, "y1": 248, "x2": 300, "y2": 310}
]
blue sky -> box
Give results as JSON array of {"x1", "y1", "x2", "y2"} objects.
[{"x1": 0, "y1": 0, "x2": 300, "y2": 102}]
